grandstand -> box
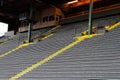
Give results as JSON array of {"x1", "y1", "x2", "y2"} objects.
[{"x1": 0, "y1": 0, "x2": 120, "y2": 80}]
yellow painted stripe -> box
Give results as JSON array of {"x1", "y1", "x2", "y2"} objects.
[
  {"x1": 0, "y1": 35, "x2": 19, "y2": 46},
  {"x1": 23, "y1": 33, "x2": 54, "y2": 44},
  {"x1": 9, "y1": 34, "x2": 103, "y2": 80},
  {"x1": 106, "y1": 21, "x2": 120, "y2": 31},
  {"x1": 34, "y1": 25, "x2": 60, "y2": 40},
  {"x1": 82, "y1": 27, "x2": 96, "y2": 35},
  {"x1": 47, "y1": 25, "x2": 61, "y2": 33},
  {"x1": 0, "y1": 42, "x2": 35, "y2": 58},
  {"x1": 41, "y1": 33, "x2": 54, "y2": 40},
  {"x1": 0, "y1": 40, "x2": 9, "y2": 46}
]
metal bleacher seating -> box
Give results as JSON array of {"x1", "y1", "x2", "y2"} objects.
[
  {"x1": 0, "y1": 15, "x2": 120, "y2": 80},
  {"x1": 0, "y1": 36, "x2": 9, "y2": 42},
  {"x1": 0, "y1": 27, "x2": 50, "y2": 55},
  {"x1": 17, "y1": 25, "x2": 120, "y2": 80},
  {"x1": 0, "y1": 22, "x2": 76, "y2": 80}
]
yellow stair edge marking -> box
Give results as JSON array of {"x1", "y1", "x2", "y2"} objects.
[
  {"x1": 34, "y1": 25, "x2": 60, "y2": 40},
  {"x1": 41, "y1": 33, "x2": 54, "y2": 40},
  {"x1": 0, "y1": 40, "x2": 9, "y2": 46},
  {"x1": 0, "y1": 42, "x2": 35, "y2": 58},
  {"x1": 47, "y1": 25, "x2": 61, "y2": 33},
  {"x1": 106, "y1": 21, "x2": 120, "y2": 31},
  {"x1": 82, "y1": 27, "x2": 96, "y2": 35},
  {"x1": 9, "y1": 34, "x2": 102, "y2": 80},
  {"x1": 0, "y1": 34, "x2": 19, "y2": 46},
  {"x1": 24, "y1": 33, "x2": 54, "y2": 44}
]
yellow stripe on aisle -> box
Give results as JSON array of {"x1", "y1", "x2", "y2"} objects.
[
  {"x1": 0, "y1": 42, "x2": 35, "y2": 58},
  {"x1": 0, "y1": 41, "x2": 9, "y2": 46},
  {"x1": 47, "y1": 25, "x2": 61, "y2": 33},
  {"x1": 9, "y1": 34, "x2": 103, "y2": 80},
  {"x1": 0, "y1": 34, "x2": 19, "y2": 46},
  {"x1": 41, "y1": 33, "x2": 54, "y2": 40},
  {"x1": 105, "y1": 21, "x2": 120, "y2": 31}
]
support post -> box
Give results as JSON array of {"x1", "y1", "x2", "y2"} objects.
[
  {"x1": 28, "y1": 21, "x2": 32, "y2": 42},
  {"x1": 0, "y1": 0, "x2": 3, "y2": 6},
  {"x1": 28, "y1": 0, "x2": 33, "y2": 43},
  {"x1": 88, "y1": 0, "x2": 93, "y2": 35}
]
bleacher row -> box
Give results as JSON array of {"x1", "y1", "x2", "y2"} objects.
[
  {"x1": 0, "y1": 14, "x2": 120, "y2": 80},
  {"x1": 0, "y1": 36, "x2": 9, "y2": 42}
]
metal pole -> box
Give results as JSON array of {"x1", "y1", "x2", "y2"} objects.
[
  {"x1": 28, "y1": 0, "x2": 33, "y2": 43},
  {"x1": 28, "y1": 21, "x2": 32, "y2": 42},
  {"x1": 88, "y1": 0, "x2": 93, "y2": 35},
  {"x1": 1, "y1": 0, "x2": 3, "y2": 7}
]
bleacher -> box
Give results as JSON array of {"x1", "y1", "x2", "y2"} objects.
[
  {"x1": 0, "y1": 36, "x2": 9, "y2": 42},
  {"x1": 18, "y1": 24, "x2": 120, "y2": 80},
  {"x1": 0, "y1": 27, "x2": 51, "y2": 55},
  {"x1": 0, "y1": 15, "x2": 120, "y2": 80}
]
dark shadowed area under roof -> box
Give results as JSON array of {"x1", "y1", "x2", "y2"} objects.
[
  {"x1": 0, "y1": 0, "x2": 119, "y2": 25},
  {"x1": 0, "y1": 0, "x2": 119, "y2": 19}
]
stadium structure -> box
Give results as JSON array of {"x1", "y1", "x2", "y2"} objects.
[{"x1": 0, "y1": 0, "x2": 120, "y2": 80}]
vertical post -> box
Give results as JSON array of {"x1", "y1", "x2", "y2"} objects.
[
  {"x1": 88, "y1": 0, "x2": 93, "y2": 35},
  {"x1": 28, "y1": 0, "x2": 33, "y2": 43},
  {"x1": 28, "y1": 21, "x2": 32, "y2": 42},
  {"x1": 0, "y1": 0, "x2": 3, "y2": 6}
]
